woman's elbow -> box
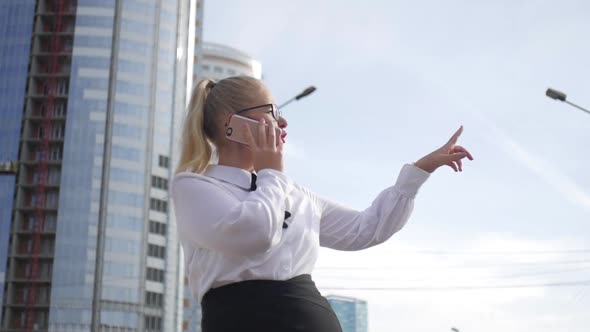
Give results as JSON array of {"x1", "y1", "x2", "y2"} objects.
[
  {"x1": 217, "y1": 222, "x2": 278, "y2": 256},
  {"x1": 216, "y1": 235, "x2": 274, "y2": 257}
]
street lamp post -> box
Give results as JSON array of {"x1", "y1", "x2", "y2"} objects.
[
  {"x1": 546, "y1": 88, "x2": 590, "y2": 115},
  {"x1": 278, "y1": 86, "x2": 316, "y2": 109}
]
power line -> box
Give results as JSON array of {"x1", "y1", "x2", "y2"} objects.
[
  {"x1": 318, "y1": 279, "x2": 590, "y2": 291},
  {"x1": 394, "y1": 249, "x2": 590, "y2": 255},
  {"x1": 315, "y1": 259, "x2": 590, "y2": 271},
  {"x1": 314, "y1": 266, "x2": 590, "y2": 282}
]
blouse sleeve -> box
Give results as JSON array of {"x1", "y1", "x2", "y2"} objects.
[
  {"x1": 317, "y1": 164, "x2": 430, "y2": 251},
  {"x1": 170, "y1": 169, "x2": 293, "y2": 257}
]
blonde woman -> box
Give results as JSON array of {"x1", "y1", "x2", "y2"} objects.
[{"x1": 171, "y1": 76, "x2": 473, "y2": 332}]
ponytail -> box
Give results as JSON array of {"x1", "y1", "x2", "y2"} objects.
[
  {"x1": 175, "y1": 76, "x2": 267, "y2": 174},
  {"x1": 176, "y1": 79, "x2": 215, "y2": 174}
]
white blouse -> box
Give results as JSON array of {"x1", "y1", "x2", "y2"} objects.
[{"x1": 171, "y1": 164, "x2": 430, "y2": 302}]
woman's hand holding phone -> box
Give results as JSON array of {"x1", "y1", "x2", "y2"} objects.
[{"x1": 243, "y1": 119, "x2": 284, "y2": 173}]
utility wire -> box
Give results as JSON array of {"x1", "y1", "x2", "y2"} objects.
[
  {"x1": 318, "y1": 279, "x2": 590, "y2": 291},
  {"x1": 315, "y1": 259, "x2": 590, "y2": 271},
  {"x1": 314, "y1": 266, "x2": 590, "y2": 282}
]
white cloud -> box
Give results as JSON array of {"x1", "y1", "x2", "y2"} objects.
[{"x1": 313, "y1": 234, "x2": 589, "y2": 332}]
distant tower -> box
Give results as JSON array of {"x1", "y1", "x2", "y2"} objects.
[
  {"x1": 193, "y1": 41, "x2": 262, "y2": 83},
  {"x1": 326, "y1": 295, "x2": 368, "y2": 332}
]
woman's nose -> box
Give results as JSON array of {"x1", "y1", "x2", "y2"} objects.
[{"x1": 277, "y1": 116, "x2": 288, "y2": 129}]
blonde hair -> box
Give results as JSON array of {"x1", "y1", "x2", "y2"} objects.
[{"x1": 176, "y1": 76, "x2": 267, "y2": 174}]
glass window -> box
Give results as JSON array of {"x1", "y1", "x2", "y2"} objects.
[
  {"x1": 151, "y1": 175, "x2": 168, "y2": 190},
  {"x1": 118, "y1": 59, "x2": 147, "y2": 75},
  {"x1": 108, "y1": 190, "x2": 144, "y2": 206},
  {"x1": 145, "y1": 291, "x2": 163, "y2": 308},
  {"x1": 146, "y1": 267, "x2": 164, "y2": 282},
  {"x1": 119, "y1": 39, "x2": 152, "y2": 55},
  {"x1": 105, "y1": 236, "x2": 140, "y2": 255},
  {"x1": 122, "y1": 0, "x2": 156, "y2": 17},
  {"x1": 111, "y1": 145, "x2": 141, "y2": 161},
  {"x1": 121, "y1": 18, "x2": 153, "y2": 35},
  {"x1": 110, "y1": 168, "x2": 143, "y2": 184},
  {"x1": 158, "y1": 155, "x2": 169, "y2": 168},
  {"x1": 149, "y1": 198, "x2": 167, "y2": 213},
  {"x1": 147, "y1": 244, "x2": 166, "y2": 259},
  {"x1": 114, "y1": 101, "x2": 146, "y2": 117},
  {"x1": 113, "y1": 123, "x2": 143, "y2": 139},
  {"x1": 116, "y1": 80, "x2": 149, "y2": 97},
  {"x1": 76, "y1": 15, "x2": 114, "y2": 28},
  {"x1": 144, "y1": 315, "x2": 162, "y2": 330},
  {"x1": 149, "y1": 220, "x2": 166, "y2": 236},
  {"x1": 107, "y1": 214, "x2": 142, "y2": 231},
  {"x1": 75, "y1": 36, "x2": 112, "y2": 48},
  {"x1": 76, "y1": 56, "x2": 111, "y2": 68}
]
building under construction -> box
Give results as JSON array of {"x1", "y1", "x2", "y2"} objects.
[{"x1": 0, "y1": 0, "x2": 193, "y2": 331}]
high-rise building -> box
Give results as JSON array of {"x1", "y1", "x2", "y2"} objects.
[
  {"x1": 0, "y1": 0, "x2": 193, "y2": 331},
  {"x1": 180, "y1": 37, "x2": 263, "y2": 332},
  {"x1": 194, "y1": 41, "x2": 262, "y2": 82},
  {"x1": 0, "y1": 1, "x2": 38, "y2": 328},
  {"x1": 326, "y1": 295, "x2": 368, "y2": 332}
]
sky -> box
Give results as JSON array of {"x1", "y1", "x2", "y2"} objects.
[{"x1": 203, "y1": 1, "x2": 590, "y2": 331}]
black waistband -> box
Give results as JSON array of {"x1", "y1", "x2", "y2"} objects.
[{"x1": 202, "y1": 274, "x2": 327, "y2": 309}]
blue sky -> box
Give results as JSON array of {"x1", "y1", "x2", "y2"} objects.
[{"x1": 203, "y1": 1, "x2": 590, "y2": 331}]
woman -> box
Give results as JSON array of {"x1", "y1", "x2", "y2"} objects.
[{"x1": 171, "y1": 76, "x2": 473, "y2": 332}]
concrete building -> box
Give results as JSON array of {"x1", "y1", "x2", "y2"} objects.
[
  {"x1": 0, "y1": 0, "x2": 194, "y2": 330},
  {"x1": 194, "y1": 41, "x2": 262, "y2": 83},
  {"x1": 326, "y1": 295, "x2": 368, "y2": 332}
]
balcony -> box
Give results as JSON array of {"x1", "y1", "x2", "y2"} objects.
[
  {"x1": 38, "y1": 0, "x2": 77, "y2": 16},
  {"x1": 7, "y1": 309, "x2": 49, "y2": 331},
  {"x1": 9, "y1": 262, "x2": 53, "y2": 283},
  {"x1": 17, "y1": 242, "x2": 55, "y2": 256},
  {"x1": 9, "y1": 290, "x2": 51, "y2": 307}
]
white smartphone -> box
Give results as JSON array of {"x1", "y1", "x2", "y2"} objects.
[{"x1": 225, "y1": 114, "x2": 282, "y2": 146}]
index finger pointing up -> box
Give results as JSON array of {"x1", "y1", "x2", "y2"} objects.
[{"x1": 447, "y1": 125, "x2": 464, "y2": 146}]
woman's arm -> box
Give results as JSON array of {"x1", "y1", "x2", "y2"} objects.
[
  {"x1": 317, "y1": 164, "x2": 430, "y2": 251},
  {"x1": 317, "y1": 126, "x2": 473, "y2": 250},
  {"x1": 171, "y1": 169, "x2": 292, "y2": 257}
]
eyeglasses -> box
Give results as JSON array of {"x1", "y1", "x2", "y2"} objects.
[{"x1": 236, "y1": 103, "x2": 282, "y2": 121}]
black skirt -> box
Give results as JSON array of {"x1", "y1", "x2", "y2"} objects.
[{"x1": 201, "y1": 274, "x2": 343, "y2": 332}]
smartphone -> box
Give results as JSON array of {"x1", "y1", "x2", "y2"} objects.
[{"x1": 225, "y1": 114, "x2": 282, "y2": 146}]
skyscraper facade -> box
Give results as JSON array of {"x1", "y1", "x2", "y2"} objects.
[
  {"x1": 326, "y1": 295, "x2": 368, "y2": 332},
  {"x1": 0, "y1": 1, "x2": 38, "y2": 328},
  {"x1": 0, "y1": 0, "x2": 192, "y2": 331}
]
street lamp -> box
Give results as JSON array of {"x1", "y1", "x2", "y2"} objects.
[
  {"x1": 545, "y1": 88, "x2": 590, "y2": 115},
  {"x1": 278, "y1": 86, "x2": 316, "y2": 109}
]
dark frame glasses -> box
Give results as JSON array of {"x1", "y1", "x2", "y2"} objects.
[{"x1": 236, "y1": 103, "x2": 282, "y2": 121}]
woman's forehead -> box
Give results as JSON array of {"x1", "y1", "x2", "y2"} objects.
[{"x1": 246, "y1": 87, "x2": 273, "y2": 105}]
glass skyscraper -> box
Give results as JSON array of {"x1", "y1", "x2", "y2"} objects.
[
  {"x1": 0, "y1": 0, "x2": 192, "y2": 331},
  {"x1": 0, "y1": 0, "x2": 38, "y2": 328},
  {"x1": 327, "y1": 295, "x2": 368, "y2": 332}
]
